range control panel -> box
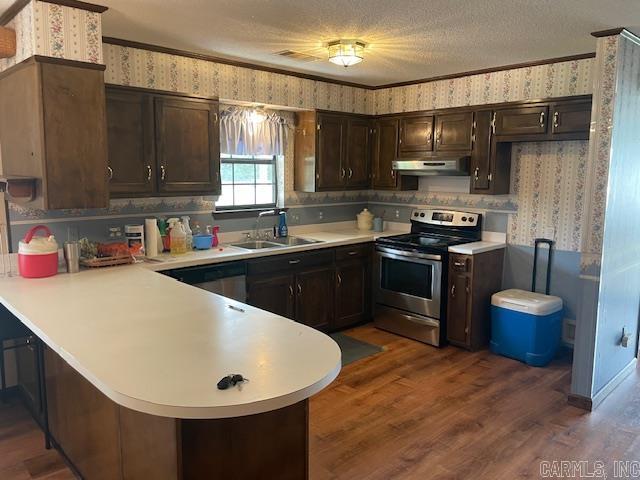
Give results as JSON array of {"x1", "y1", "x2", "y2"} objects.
[{"x1": 410, "y1": 209, "x2": 479, "y2": 227}]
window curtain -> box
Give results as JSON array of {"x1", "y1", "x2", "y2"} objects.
[{"x1": 220, "y1": 106, "x2": 289, "y2": 156}]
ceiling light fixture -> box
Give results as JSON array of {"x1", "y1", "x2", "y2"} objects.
[{"x1": 327, "y1": 39, "x2": 366, "y2": 67}]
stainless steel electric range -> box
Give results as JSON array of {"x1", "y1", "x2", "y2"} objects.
[{"x1": 373, "y1": 209, "x2": 482, "y2": 346}]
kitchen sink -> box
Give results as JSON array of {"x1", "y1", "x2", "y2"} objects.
[
  {"x1": 272, "y1": 236, "x2": 323, "y2": 246},
  {"x1": 230, "y1": 240, "x2": 285, "y2": 250}
]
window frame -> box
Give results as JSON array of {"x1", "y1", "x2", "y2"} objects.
[{"x1": 216, "y1": 153, "x2": 278, "y2": 211}]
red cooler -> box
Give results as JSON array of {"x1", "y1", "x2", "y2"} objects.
[{"x1": 18, "y1": 225, "x2": 59, "y2": 278}]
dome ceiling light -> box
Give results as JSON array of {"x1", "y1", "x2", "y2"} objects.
[{"x1": 327, "y1": 39, "x2": 366, "y2": 67}]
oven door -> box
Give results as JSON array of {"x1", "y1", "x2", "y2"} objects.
[{"x1": 374, "y1": 246, "x2": 442, "y2": 319}]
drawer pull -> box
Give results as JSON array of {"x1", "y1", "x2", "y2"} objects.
[
  {"x1": 454, "y1": 261, "x2": 466, "y2": 267},
  {"x1": 289, "y1": 285, "x2": 294, "y2": 297},
  {"x1": 289, "y1": 259, "x2": 301, "y2": 265},
  {"x1": 347, "y1": 251, "x2": 358, "y2": 256},
  {"x1": 297, "y1": 283, "x2": 302, "y2": 295}
]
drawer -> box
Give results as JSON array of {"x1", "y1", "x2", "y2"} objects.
[
  {"x1": 450, "y1": 254, "x2": 472, "y2": 273},
  {"x1": 247, "y1": 249, "x2": 334, "y2": 276},
  {"x1": 335, "y1": 243, "x2": 371, "y2": 262}
]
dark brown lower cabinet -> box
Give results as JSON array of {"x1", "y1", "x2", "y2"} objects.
[
  {"x1": 295, "y1": 266, "x2": 334, "y2": 330},
  {"x1": 447, "y1": 250, "x2": 505, "y2": 350},
  {"x1": 247, "y1": 273, "x2": 295, "y2": 319},
  {"x1": 334, "y1": 256, "x2": 371, "y2": 330},
  {"x1": 246, "y1": 245, "x2": 372, "y2": 332}
]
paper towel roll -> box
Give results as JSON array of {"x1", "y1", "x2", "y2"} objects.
[{"x1": 145, "y1": 218, "x2": 159, "y2": 258}]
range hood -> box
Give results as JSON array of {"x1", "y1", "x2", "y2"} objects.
[{"x1": 392, "y1": 157, "x2": 470, "y2": 176}]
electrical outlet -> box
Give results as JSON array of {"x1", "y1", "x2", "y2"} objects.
[
  {"x1": 318, "y1": 211, "x2": 324, "y2": 220},
  {"x1": 543, "y1": 227, "x2": 555, "y2": 240},
  {"x1": 395, "y1": 210, "x2": 400, "y2": 219}
]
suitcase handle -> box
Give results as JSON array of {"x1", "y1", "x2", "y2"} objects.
[{"x1": 532, "y1": 238, "x2": 554, "y2": 295}]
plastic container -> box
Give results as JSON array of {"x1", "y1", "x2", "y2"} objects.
[
  {"x1": 181, "y1": 216, "x2": 193, "y2": 250},
  {"x1": 18, "y1": 225, "x2": 59, "y2": 278},
  {"x1": 193, "y1": 234, "x2": 213, "y2": 250},
  {"x1": 357, "y1": 208, "x2": 374, "y2": 230},
  {"x1": 278, "y1": 212, "x2": 288, "y2": 238},
  {"x1": 490, "y1": 289, "x2": 563, "y2": 367},
  {"x1": 169, "y1": 220, "x2": 187, "y2": 255}
]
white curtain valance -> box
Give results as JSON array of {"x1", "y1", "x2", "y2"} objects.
[{"x1": 220, "y1": 106, "x2": 289, "y2": 156}]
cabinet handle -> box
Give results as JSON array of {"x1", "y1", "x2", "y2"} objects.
[
  {"x1": 289, "y1": 259, "x2": 301, "y2": 265},
  {"x1": 539, "y1": 111, "x2": 545, "y2": 128},
  {"x1": 491, "y1": 112, "x2": 496, "y2": 134},
  {"x1": 107, "y1": 166, "x2": 113, "y2": 180},
  {"x1": 465, "y1": 277, "x2": 470, "y2": 294},
  {"x1": 390, "y1": 169, "x2": 396, "y2": 179},
  {"x1": 347, "y1": 251, "x2": 358, "y2": 256},
  {"x1": 341, "y1": 168, "x2": 346, "y2": 179},
  {"x1": 451, "y1": 284, "x2": 456, "y2": 297},
  {"x1": 337, "y1": 273, "x2": 342, "y2": 286},
  {"x1": 435, "y1": 129, "x2": 441, "y2": 144},
  {"x1": 146, "y1": 165, "x2": 152, "y2": 182},
  {"x1": 213, "y1": 112, "x2": 219, "y2": 123},
  {"x1": 474, "y1": 167, "x2": 480, "y2": 181},
  {"x1": 348, "y1": 168, "x2": 353, "y2": 179},
  {"x1": 454, "y1": 261, "x2": 466, "y2": 267},
  {"x1": 553, "y1": 111, "x2": 560, "y2": 129},
  {"x1": 427, "y1": 130, "x2": 432, "y2": 142},
  {"x1": 297, "y1": 283, "x2": 302, "y2": 295},
  {"x1": 160, "y1": 165, "x2": 166, "y2": 181},
  {"x1": 289, "y1": 284, "x2": 294, "y2": 297},
  {"x1": 399, "y1": 127, "x2": 402, "y2": 144}
]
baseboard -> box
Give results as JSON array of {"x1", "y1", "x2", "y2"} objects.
[
  {"x1": 567, "y1": 393, "x2": 592, "y2": 411},
  {"x1": 568, "y1": 358, "x2": 637, "y2": 411},
  {"x1": 592, "y1": 358, "x2": 637, "y2": 409}
]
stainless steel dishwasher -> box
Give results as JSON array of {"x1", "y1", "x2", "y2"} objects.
[{"x1": 164, "y1": 261, "x2": 247, "y2": 302}]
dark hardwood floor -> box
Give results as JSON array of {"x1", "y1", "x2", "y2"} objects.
[{"x1": 1, "y1": 323, "x2": 639, "y2": 480}]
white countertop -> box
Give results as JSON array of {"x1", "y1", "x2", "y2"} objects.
[
  {"x1": 142, "y1": 226, "x2": 407, "y2": 272},
  {"x1": 448, "y1": 241, "x2": 506, "y2": 255},
  {"x1": 0, "y1": 224, "x2": 409, "y2": 420}
]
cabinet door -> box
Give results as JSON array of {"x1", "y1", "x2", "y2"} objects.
[
  {"x1": 295, "y1": 266, "x2": 334, "y2": 330},
  {"x1": 372, "y1": 118, "x2": 399, "y2": 189},
  {"x1": 247, "y1": 273, "x2": 295, "y2": 319},
  {"x1": 399, "y1": 115, "x2": 433, "y2": 155},
  {"x1": 447, "y1": 271, "x2": 470, "y2": 346},
  {"x1": 435, "y1": 112, "x2": 473, "y2": 151},
  {"x1": 106, "y1": 89, "x2": 155, "y2": 196},
  {"x1": 494, "y1": 106, "x2": 548, "y2": 136},
  {"x1": 16, "y1": 339, "x2": 40, "y2": 416},
  {"x1": 316, "y1": 113, "x2": 346, "y2": 190},
  {"x1": 155, "y1": 97, "x2": 220, "y2": 194},
  {"x1": 470, "y1": 110, "x2": 492, "y2": 192},
  {"x1": 334, "y1": 259, "x2": 370, "y2": 330},
  {"x1": 345, "y1": 117, "x2": 371, "y2": 188},
  {"x1": 40, "y1": 63, "x2": 109, "y2": 209},
  {"x1": 551, "y1": 101, "x2": 591, "y2": 138}
]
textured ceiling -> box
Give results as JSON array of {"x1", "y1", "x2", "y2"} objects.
[{"x1": 13, "y1": 1, "x2": 640, "y2": 85}]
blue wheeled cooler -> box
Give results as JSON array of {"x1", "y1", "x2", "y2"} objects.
[{"x1": 490, "y1": 239, "x2": 564, "y2": 367}]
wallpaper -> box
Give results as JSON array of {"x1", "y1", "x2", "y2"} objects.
[
  {"x1": 372, "y1": 59, "x2": 593, "y2": 114},
  {"x1": 580, "y1": 35, "x2": 619, "y2": 272},
  {"x1": 0, "y1": 0, "x2": 35, "y2": 72},
  {"x1": 103, "y1": 43, "x2": 370, "y2": 114},
  {"x1": 34, "y1": 1, "x2": 103, "y2": 64}
]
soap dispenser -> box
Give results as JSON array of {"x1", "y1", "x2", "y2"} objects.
[{"x1": 278, "y1": 212, "x2": 288, "y2": 238}]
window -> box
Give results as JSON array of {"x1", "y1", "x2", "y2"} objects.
[{"x1": 216, "y1": 154, "x2": 278, "y2": 209}]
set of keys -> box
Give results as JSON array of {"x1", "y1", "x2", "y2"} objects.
[{"x1": 217, "y1": 374, "x2": 249, "y2": 390}]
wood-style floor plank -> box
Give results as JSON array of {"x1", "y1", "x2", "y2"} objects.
[{"x1": 1, "y1": 323, "x2": 639, "y2": 480}]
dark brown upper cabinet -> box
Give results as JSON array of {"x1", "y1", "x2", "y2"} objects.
[
  {"x1": 434, "y1": 112, "x2": 474, "y2": 152},
  {"x1": 550, "y1": 101, "x2": 592, "y2": 140},
  {"x1": 494, "y1": 105, "x2": 549, "y2": 137},
  {"x1": 155, "y1": 96, "x2": 220, "y2": 194},
  {"x1": 372, "y1": 117, "x2": 418, "y2": 191},
  {"x1": 0, "y1": 58, "x2": 109, "y2": 210},
  {"x1": 470, "y1": 110, "x2": 512, "y2": 195},
  {"x1": 398, "y1": 115, "x2": 433, "y2": 156},
  {"x1": 105, "y1": 86, "x2": 221, "y2": 198},
  {"x1": 106, "y1": 89, "x2": 155, "y2": 197},
  {"x1": 294, "y1": 110, "x2": 372, "y2": 192}
]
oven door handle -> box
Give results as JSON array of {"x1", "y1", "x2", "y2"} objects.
[{"x1": 375, "y1": 246, "x2": 442, "y2": 262}]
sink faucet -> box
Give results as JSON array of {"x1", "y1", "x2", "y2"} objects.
[{"x1": 254, "y1": 210, "x2": 275, "y2": 239}]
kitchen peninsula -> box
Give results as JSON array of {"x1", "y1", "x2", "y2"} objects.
[{"x1": 0, "y1": 264, "x2": 341, "y2": 479}]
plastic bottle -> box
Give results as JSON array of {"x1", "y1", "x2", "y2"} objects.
[
  {"x1": 212, "y1": 225, "x2": 220, "y2": 247},
  {"x1": 181, "y1": 216, "x2": 193, "y2": 250},
  {"x1": 278, "y1": 212, "x2": 288, "y2": 238},
  {"x1": 169, "y1": 220, "x2": 187, "y2": 255}
]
